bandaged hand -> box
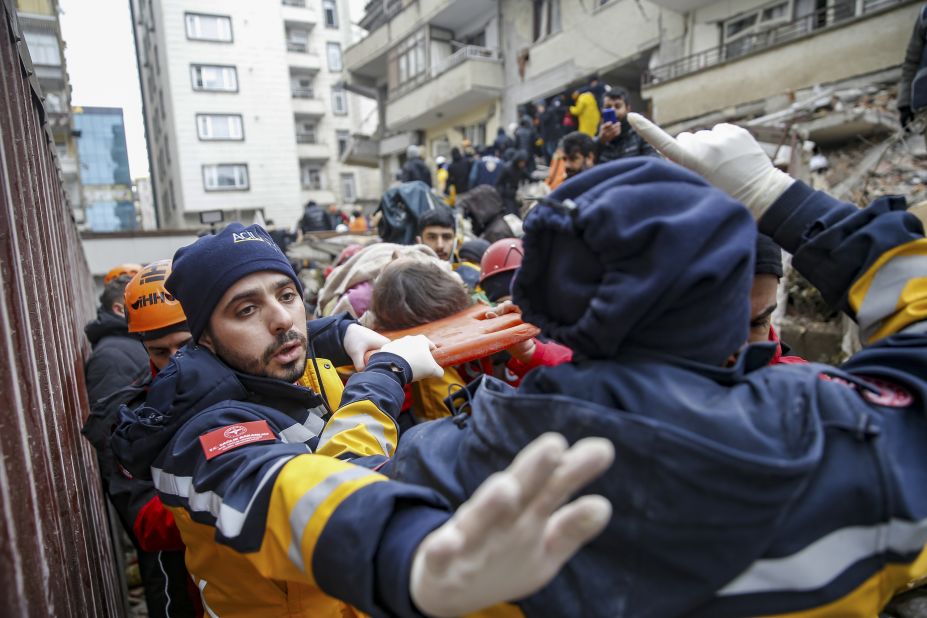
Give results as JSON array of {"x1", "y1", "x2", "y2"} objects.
[
  {"x1": 343, "y1": 323, "x2": 390, "y2": 371},
  {"x1": 379, "y1": 335, "x2": 443, "y2": 382},
  {"x1": 628, "y1": 112, "x2": 794, "y2": 220},
  {"x1": 410, "y1": 433, "x2": 614, "y2": 617}
]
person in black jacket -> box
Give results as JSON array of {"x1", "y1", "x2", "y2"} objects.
[
  {"x1": 495, "y1": 150, "x2": 530, "y2": 216},
  {"x1": 446, "y1": 147, "x2": 471, "y2": 197},
  {"x1": 514, "y1": 116, "x2": 538, "y2": 174},
  {"x1": 84, "y1": 274, "x2": 149, "y2": 404},
  {"x1": 400, "y1": 145, "x2": 433, "y2": 187},
  {"x1": 596, "y1": 87, "x2": 657, "y2": 163},
  {"x1": 898, "y1": 4, "x2": 927, "y2": 130},
  {"x1": 298, "y1": 200, "x2": 330, "y2": 234}
]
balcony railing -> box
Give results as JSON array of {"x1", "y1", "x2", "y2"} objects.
[
  {"x1": 644, "y1": 0, "x2": 908, "y2": 85},
  {"x1": 282, "y1": 0, "x2": 306, "y2": 6},
  {"x1": 292, "y1": 88, "x2": 314, "y2": 98},
  {"x1": 388, "y1": 45, "x2": 500, "y2": 100},
  {"x1": 296, "y1": 134, "x2": 318, "y2": 144},
  {"x1": 287, "y1": 41, "x2": 309, "y2": 53}
]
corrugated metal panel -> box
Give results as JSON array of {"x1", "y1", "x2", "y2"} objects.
[{"x1": 0, "y1": 0, "x2": 122, "y2": 614}]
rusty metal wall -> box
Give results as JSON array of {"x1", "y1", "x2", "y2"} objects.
[{"x1": 0, "y1": 0, "x2": 122, "y2": 615}]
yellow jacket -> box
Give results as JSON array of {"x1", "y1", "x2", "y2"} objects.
[{"x1": 569, "y1": 92, "x2": 601, "y2": 137}]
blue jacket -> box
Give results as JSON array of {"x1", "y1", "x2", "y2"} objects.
[
  {"x1": 385, "y1": 180, "x2": 927, "y2": 617},
  {"x1": 112, "y1": 313, "x2": 452, "y2": 617}
]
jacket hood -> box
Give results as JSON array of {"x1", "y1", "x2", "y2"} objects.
[
  {"x1": 85, "y1": 307, "x2": 132, "y2": 346},
  {"x1": 512, "y1": 157, "x2": 755, "y2": 365},
  {"x1": 111, "y1": 344, "x2": 248, "y2": 479}
]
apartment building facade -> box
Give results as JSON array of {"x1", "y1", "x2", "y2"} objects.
[
  {"x1": 346, "y1": 0, "x2": 919, "y2": 176},
  {"x1": 15, "y1": 0, "x2": 81, "y2": 223},
  {"x1": 132, "y1": 0, "x2": 378, "y2": 230}
]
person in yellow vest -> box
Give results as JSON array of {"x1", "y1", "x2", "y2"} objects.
[
  {"x1": 568, "y1": 88, "x2": 601, "y2": 137},
  {"x1": 348, "y1": 208, "x2": 368, "y2": 233}
]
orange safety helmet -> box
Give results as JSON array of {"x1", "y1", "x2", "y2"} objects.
[
  {"x1": 104, "y1": 263, "x2": 143, "y2": 284},
  {"x1": 479, "y1": 238, "x2": 524, "y2": 283},
  {"x1": 124, "y1": 260, "x2": 187, "y2": 336}
]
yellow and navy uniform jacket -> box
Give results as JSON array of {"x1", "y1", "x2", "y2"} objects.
[
  {"x1": 386, "y1": 182, "x2": 927, "y2": 617},
  {"x1": 112, "y1": 314, "x2": 454, "y2": 617}
]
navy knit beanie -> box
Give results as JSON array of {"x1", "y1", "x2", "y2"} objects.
[
  {"x1": 512, "y1": 157, "x2": 756, "y2": 366},
  {"x1": 166, "y1": 223, "x2": 303, "y2": 341},
  {"x1": 754, "y1": 233, "x2": 783, "y2": 278}
]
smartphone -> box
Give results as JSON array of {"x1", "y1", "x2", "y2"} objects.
[{"x1": 602, "y1": 108, "x2": 617, "y2": 124}]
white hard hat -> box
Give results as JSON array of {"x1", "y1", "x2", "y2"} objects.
[{"x1": 435, "y1": 156, "x2": 447, "y2": 165}]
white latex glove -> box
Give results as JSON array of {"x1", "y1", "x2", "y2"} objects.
[
  {"x1": 343, "y1": 323, "x2": 390, "y2": 371},
  {"x1": 379, "y1": 334, "x2": 444, "y2": 382},
  {"x1": 410, "y1": 433, "x2": 614, "y2": 617},
  {"x1": 627, "y1": 112, "x2": 795, "y2": 220}
]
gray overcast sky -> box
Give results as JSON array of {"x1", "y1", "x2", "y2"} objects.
[
  {"x1": 58, "y1": 0, "x2": 149, "y2": 179},
  {"x1": 57, "y1": 0, "x2": 368, "y2": 182}
]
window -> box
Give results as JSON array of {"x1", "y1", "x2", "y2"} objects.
[
  {"x1": 203, "y1": 164, "x2": 249, "y2": 191},
  {"x1": 282, "y1": 0, "x2": 306, "y2": 5},
  {"x1": 340, "y1": 173, "x2": 356, "y2": 202},
  {"x1": 197, "y1": 114, "x2": 244, "y2": 140},
  {"x1": 291, "y1": 74, "x2": 314, "y2": 98},
  {"x1": 168, "y1": 180, "x2": 177, "y2": 210},
  {"x1": 154, "y1": 44, "x2": 161, "y2": 75},
  {"x1": 190, "y1": 65, "x2": 238, "y2": 92},
  {"x1": 722, "y1": 1, "x2": 792, "y2": 59},
  {"x1": 331, "y1": 87, "x2": 347, "y2": 115},
  {"x1": 326, "y1": 42, "x2": 343, "y2": 71},
  {"x1": 336, "y1": 130, "x2": 350, "y2": 157},
  {"x1": 323, "y1": 0, "x2": 338, "y2": 28},
  {"x1": 532, "y1": 0, "x2": 561, "y2": 42},
  {"x1": 159, "y1": 89, "x2": 166, "y2": 119},
  {"x1": 464, "y1": 123, "x2": 487, "y2": 148},
  {"x1": 23, "y1": 31, "x2": 60, "y2": 66},
  {"x1": 387, "y1": 30, "x2": 426, "y2": 91},
  {"x1": 296, "y1": 120, "x2": 317, "y2": 143},
  {"x1": 164, "y1": 134, "x2": 171, "y2": 164},
  {"x1": 287, "y1": 27, "x2": 310, "y2": 53},
  {"x1": 185, "y1": 13, "x2": 233, "y2": 42},
  {"x1": 301, "y1": 164, "x2": 323, "y2": 190}
]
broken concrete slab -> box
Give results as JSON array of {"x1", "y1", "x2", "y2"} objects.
[{"x1": 795, "y1": 108, "x2": 897, "y2": 145}]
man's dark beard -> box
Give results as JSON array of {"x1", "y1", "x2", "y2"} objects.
[{"x1": 212, "y1": 328, "x2": 308, "y2": 382}]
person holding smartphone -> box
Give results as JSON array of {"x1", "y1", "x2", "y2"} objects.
[{"x1": 596, "y1": 87, "x2": 657, "y2": 163}]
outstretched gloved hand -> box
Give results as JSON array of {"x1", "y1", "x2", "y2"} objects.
[
  {"x1": 343, "y1": 323, "x2": 391, "y2": 371},
  {"x1": 410, "y1": 433, "x2": 614, "y2": 617},
  {"x1": 379, "y1": 334, "x2": 444, "y2": 382},
  {"x1": 628, "y1": 112, "x2": 795, "y2": 220}
]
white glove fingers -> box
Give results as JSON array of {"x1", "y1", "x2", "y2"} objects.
[
  {"x1": 415, "y1": 523, "x2": 465, "y2": 574},
  {"x1": 501, "y1": 432, "x2": 568, "y2": 505},
  {"x1": 627, "y1": 113, "x2": 688, "y2": 165},
  {"x1": 450, "y1": 472, "x2": 523, "y2": 540},
  {"x1": 543, "y1": 494, "x2": 612, "y2": 562},
  {"x1": 527, "y1": 437, "x2": 614, "y2": 517}
]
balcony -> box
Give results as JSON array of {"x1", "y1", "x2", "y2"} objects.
[
  {"x1": 291, "y1": 95, "x2": 325, "y2": 116},
  {"x1": 642, "y1": 0, "x2": 920, "y2": 125},
  {"x1": 346, "y1": 0, "x2": 497, "y2": 79},
  {"x1": 296, "y1": 138, "x2": 330, "y2": 160},
  {"x1": 287, "y1": 51, "x2": 321, "y2": 72},
  {"x1": 281, "y1": 1, "x2": 316, "y2": 25},
  {"x1": 385, "y1": 46, "x2": 503, "y2": 131}
]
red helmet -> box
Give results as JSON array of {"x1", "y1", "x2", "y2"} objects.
[{"x1": 479, "y1": 238, "x2": 524, "y2": 283}]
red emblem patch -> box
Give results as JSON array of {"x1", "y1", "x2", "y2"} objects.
[
  {"x1": 199, "y1": 420, "x2": 276, "y2": 460},
  {"x1": 860, "y1": 377, "x2": 914, "y2": 408}
]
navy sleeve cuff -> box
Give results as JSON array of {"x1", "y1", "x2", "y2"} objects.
[
  {"x1": 375, "y1": 504, "x2": 451, "y2": 618},
  {"x1": 340, "y1": 352, "x2": 412, "y2": 420}
]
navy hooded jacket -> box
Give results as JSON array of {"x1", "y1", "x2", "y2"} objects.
[{"x1": 385, "y1": 158, "x2": 927, "y2": 617}]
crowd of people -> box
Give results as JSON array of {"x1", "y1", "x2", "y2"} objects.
[{"x1": 77, "y1": 26, "x2": 927, "y2": 617}]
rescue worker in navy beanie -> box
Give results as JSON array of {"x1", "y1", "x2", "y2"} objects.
[
  {"x1": 84, "y1": 259, "x2": 199, "y2": 617},
  {"x1": 112, "y1": 222, "x2": 614, "y2": 617},
  {"x1": 386, "y1": 116, "x2": 927, "y2": 616}
]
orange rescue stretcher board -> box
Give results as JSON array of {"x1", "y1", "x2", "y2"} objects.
[{"x1": 375, "y1": 304, "x2": 540, "y2": 367}]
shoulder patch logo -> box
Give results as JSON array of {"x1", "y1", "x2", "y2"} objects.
[
  {"x1": 200, "y1": 420, "x2": 276, "y2": 460},
  {"x1": 232, "y1": 231, "x2": 266, "y2": 243}
]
